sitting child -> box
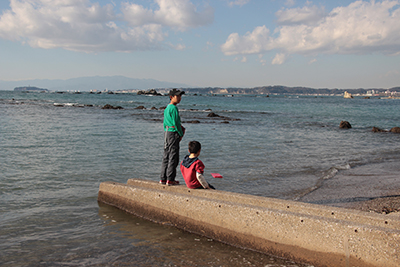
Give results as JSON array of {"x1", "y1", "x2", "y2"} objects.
[{"x1": 180, "y1": 141, "x2": 215, "y2": 189}]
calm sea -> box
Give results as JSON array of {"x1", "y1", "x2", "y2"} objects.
[{"x1": 1, "y1": 90, "x2": 399, "y2": 266}]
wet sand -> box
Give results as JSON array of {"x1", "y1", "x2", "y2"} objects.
[{"x1": 299, "y1": 160, "x2": 400, "y2": 216}]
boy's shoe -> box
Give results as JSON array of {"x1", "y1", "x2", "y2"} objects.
[
  {"x1": 166, "y1": 180, "x2": 179, "y2": 186},
  {"x1": 159, "y1": 180, "x2": 166, "y2": 184}
]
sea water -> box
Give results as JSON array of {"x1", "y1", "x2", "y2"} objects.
[{"x1": 1, "y1": 90, "x2": 399, "y2": 266}]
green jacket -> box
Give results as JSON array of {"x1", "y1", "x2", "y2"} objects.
[{"x1": 163, "y1": 104, "x2": 183, "y2": 136}]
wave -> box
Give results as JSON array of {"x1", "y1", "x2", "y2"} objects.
[
  {"x1": 53, "y1": 103, "x2": 94, "y2": 108},
  {"x1": 293, "y1": 163, "x2": 351, "y2": 201}
]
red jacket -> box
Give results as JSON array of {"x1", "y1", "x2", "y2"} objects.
[{"x1": 180, "y1": 155, "x2": 205, "y2": 189}]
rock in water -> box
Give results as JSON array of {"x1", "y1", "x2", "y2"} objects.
[
  {"x1": 389, "y1": 127, "x2": 400, "y2": 133},
  {"x1": 339, "y1": 121, "x2": 352, "y2": 129},
  {"x1": 372, "y1": 127, "x2": 388, "y2": 132}
]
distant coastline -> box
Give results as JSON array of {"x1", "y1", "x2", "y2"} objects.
[
  {"x1": 9, "y1": 83, "x2": 400, "y2": 97},
  {"x1": 14, "y1": 86, "x2": 48, "y2": 92},
  {"x1": 2, "y1": 75, "x2": 399, "y2": 95},
  {"x1": 119, "y1": 85, "x2": 400, "y2": 97}
]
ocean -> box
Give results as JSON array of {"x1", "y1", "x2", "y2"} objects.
[{"x1": 1, "y1": 90, "x2": 399, "y2": 266}]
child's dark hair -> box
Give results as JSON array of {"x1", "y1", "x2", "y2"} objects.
[{"x1": 188, "y1": 141, "x2": 201, "y2": 154}]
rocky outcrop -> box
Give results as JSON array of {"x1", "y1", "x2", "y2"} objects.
[
  {"x1": 372, "y1": 127, "x2": 388, "y2": 133},
  {"x1": 207, "y1": 112, "x2": 220, "y2": 117},
  {"x1": 102, "y1": 104, "x2": 123, "y2": 109},
  {"x1": 137, "y1": 89, "x2": 162, "y2": 96},
  {"x1": 389, "y1": 127, "x2": 400, "y2": 133},
  {"x1": 372, "y1": 126, "x2": 400, "y2": 133},
  {"x1": 339, "y1": 121, "x2": 352, "y2": 129}
]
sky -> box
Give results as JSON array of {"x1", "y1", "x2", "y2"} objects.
[{"x1": 0, "y1": 0, "x2": 399, "y2": 89}]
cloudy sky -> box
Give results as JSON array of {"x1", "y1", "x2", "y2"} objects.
[{"x1": 0, "y1": 0, "x2": 399, "y2": 88}]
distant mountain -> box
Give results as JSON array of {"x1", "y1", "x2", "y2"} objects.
[{"x1": 0, "y1": 76, "x2": 190, "y2": 91}]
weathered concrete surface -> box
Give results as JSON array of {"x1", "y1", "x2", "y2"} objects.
[{"x1": 98, "y1": 179, "x2": 400, "y2": 267}]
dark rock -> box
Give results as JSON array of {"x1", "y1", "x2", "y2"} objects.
[
  {"x1": 389, "y1": 127, "x2": 400, "y2": 133},
  {"x1": 102, "y1": 105, "x2": 112, "y2": 109},
  {"x1": 159, "y1": 106, "x2": 166, "y2": 110},
  {"x1": 137, "y1": 89, "x2": 162, "y2": 96},
  {"x1": 372, "y1": 127, "x2": 388, "y2": 133},
  {"x1": 102, "y1": 104, "x2": 113, "y2": 109},
  {"x1": 207, "y1": 112, "x2": 220, "y2": 117},
  {"x1": 221, "y1": 121, "x2": 230, "y2": 124},
  {"x1": 102, "y1": 104, "x2": 124, "y2": 110},
  {"x1": 339, "y1": 121, "x2": 352, "y2": 129},
  {"x1": 186, "y1": 120, "x2": 201, "y2": 124},
  {"x1": 135, "y1": 106, "x2": 146, "y2": 109},
  {"x1": 150, "y1": 107, "x2": 157, "y2": 110}
]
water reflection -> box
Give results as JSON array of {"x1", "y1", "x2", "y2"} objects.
[{"x1": 98, "y1": 202, "x2": 310, "y2": 267}]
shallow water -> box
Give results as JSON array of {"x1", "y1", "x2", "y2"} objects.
[{"x1": 1, "y1": 90, "x2": 399, "y2": 266}]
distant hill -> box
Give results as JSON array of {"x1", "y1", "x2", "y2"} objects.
[
  {"x1": 0, "y1": 76, "x2": 190, "y2": 91},
  {"x1": 14, "y1": 86, "x2": 48, "y2": 92}
]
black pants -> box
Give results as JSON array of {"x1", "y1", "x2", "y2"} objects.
[{"x1": 160, "y1": 131, "x2": 180, "y2": 181}]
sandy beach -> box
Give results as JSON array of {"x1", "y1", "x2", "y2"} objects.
[{"x1": 299, "y1": 160, "x2": 400, "y2": 216}]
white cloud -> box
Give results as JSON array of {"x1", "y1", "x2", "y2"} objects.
[
  {"x1": 0, "y1": 0, "x2": 213, "y2": 53},
  {"x1": 381, "y1": 69, "x2": 400, "y2": 78},
  {"x1": 221, "y1": 0, "x2": 400, "y2": 64},
  {"x1": 122, "y1": 0, "x2": 214, "y2": 31},
  {"x1": 221, "y1": 25, "x2": 273, "y2": 55},
  {"x1": 285, "y1": 0, "x2": 296, "y2": 7},
  {"x1": 173, "y1": 43, "x2": 186, "y2": 50},
  {"x1": 227, "y1": 0, "x2": 250, "y2": 7},
  {"x1": 272, "y1": 53, "x2": 286, "y2": 65},
  {"x1": 309, "y1": 58, "x2": 317, "y2": 64},
  {"x1": 276, "y1": 4, "x2": 326, "y2": 25}
]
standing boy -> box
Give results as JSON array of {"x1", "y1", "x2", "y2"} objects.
[
  {"x1": 160, "y1": 89, "x2": 185, "y2": 185},
  {"x1": 180, "y1": 141, "x2": 215, "y2": 189}
]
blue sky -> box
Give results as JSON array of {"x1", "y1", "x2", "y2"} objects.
[{"x1": 0, "y1": 0, "x2": 399, "y2": 89}]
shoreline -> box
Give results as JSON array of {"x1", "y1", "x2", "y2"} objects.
[
  {"x1": 299, "y1": 160, "x2": 400, "y2": 215},
  {"x1": 344, "y1": 195, "x2": 400, "y2": 215}
]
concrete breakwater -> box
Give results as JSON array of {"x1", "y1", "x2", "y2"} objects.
[{"x1": 98, "y1": 179, "x2": 399, "y2": 267}]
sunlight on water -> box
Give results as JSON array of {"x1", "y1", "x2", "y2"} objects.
[{"x1": 1, "y1": 91, "x2": 399, "y2": 266}]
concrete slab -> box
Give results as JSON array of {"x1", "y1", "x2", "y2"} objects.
[{"x1": 98, "y1": 179, "x2": 400, "y2": 267}]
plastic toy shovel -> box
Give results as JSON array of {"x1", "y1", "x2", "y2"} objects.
[{"x1": 211, "y1": 173, "x2": 223, "y2": 178}]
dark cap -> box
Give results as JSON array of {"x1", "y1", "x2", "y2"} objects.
[{"x1": 169, "y1": 89, "x2": 185, "y2": 96}]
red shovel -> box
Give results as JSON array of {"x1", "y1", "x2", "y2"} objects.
[{"x1": 211, "y1": 173, "x2": 223, "y2": 178}]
